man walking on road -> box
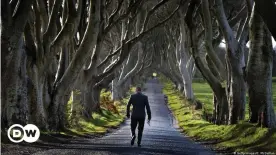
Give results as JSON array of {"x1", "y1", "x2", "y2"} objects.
[{"x1": 126, "y1": 87, "x2": 151, "y2": 147}]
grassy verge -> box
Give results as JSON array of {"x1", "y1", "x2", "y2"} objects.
[
  {"x1": 162, "y1": 78, "x2": 276, "y2": 152},
  {"x1": 65, "y1": 109, "x2": 124, "y2": 136},
  {"x1": 193, "y1": 81, "x2": 276, "y2": 117},
  {"x1": 60, "y1": 88, "x2": 135, "y2": 137}
]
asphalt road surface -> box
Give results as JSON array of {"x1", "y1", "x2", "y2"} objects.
[{"x1": 26, "y1": 79, "x2": 215, "y2": 155}]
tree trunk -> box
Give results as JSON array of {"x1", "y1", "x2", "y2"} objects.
[
  {"x1": 213, "y1": 94, "x2": 217, "y2": 123},
  {"x1": 247, "y1": 5, "x2": 276, "y2": 128},
  {"x1": 82, "y1": 85, "x2": 94, "y2": 119},
  {"x1": 33, "y1": 66, "x2": 48, "y2": 129},
  {"x1": 91, "y1": 86, "x2": 102, "y2": 113},
  {"x1": 112, "y1": 84, "x2": 124, "y2": 101},
  {"x1": 1, "y1": 0, "x2": 35, "y2": 129},
  {"x1": 48, "y1": 94, "x2": 61, "y2": 130},
  {"x1": 239, "y1": 43, "x2": 247, "y2": 120},
  {"x1": 185, "y1": 6, "x2": 228, "y2": 124},
  {"x1": 226, "y1": 53, "x2": 246, "y2": 124},
  {"x1": 70, "y1": 90, "x2": 81, "y2": 121},
  {"x1": 215, "y1": 88, "x2": 229, "y2": 124},
  {"x1": 179, "y1": 58, "x2": 194, "y2": 100},
  {"x1": 47, "y1": 0, "x2": 101, "y2": 131},
  {"x1": 112, "y1": 75, "x2": 124, "y2": 101},
  {"x1": 114, "y1": 42, "x2": 144, "y2": 96},
  {"x1": 47, "y1": 88, "x2": 70, "y2": 130},
  {"x1": 214, "y1": 0, "x2": 246, "y2": 124},
  {"x1": 48, "y1": 73, "x2": 71, "y2": 130},
  {"x1": 14, "y1": 48, "x2": 29, "y2": 125},
  {"x1": 1, "y1": 37, "x2": 26, "y2": 129},
  {"x1": 58, "y1": 92, "x2": 71, "y2": 130},
  {"x1": 82, "y1": 81, "x2": 102, "y2": 118},
  {"x1": 177, "y1": 16, "x2": 194, "y2": 100},
  {"x1": 177, "y1": 83, "x2": 184, "y2": 92}
]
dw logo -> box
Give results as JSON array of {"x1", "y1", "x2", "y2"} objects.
[{"x1": 7, "y1": 124, "x2": 40, "y2": 143}]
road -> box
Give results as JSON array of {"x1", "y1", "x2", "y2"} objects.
[{"x1": 6, "y1": 79, "x2": 215, "y2": 155}]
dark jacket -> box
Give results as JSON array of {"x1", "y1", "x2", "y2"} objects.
[{"x1": 127, "y1": 92, "x2": 151, "y2": 120}]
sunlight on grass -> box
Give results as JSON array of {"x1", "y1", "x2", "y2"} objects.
[
  {"x1": 65, "y1": 109, "x2": 125, "y2": 136},
  {"x1": 63, "y1": 87, "x2": 136, "y2": 136},
  {"x1": 162, "y1": 77, "x2": 276, "y2": 152},
  {"x1": 68, "y1": 109, "x2": 124, "y2": 135},
  {"x1": 192, "y1": 80, "x2": 276, "y2": 116}
]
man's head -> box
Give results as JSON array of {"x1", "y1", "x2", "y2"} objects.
[{"x1": 136, "y1": 87, "x2": 142, "y2": 93}]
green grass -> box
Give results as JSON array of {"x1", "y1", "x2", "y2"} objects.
[
  {"x1": 62, "y1": 88, "x2": 136, "y2": 137},
  {"x1": 162, "y1": 78, "x2": 276, "y2": 152},
  {"x1": 192, "y1": 80, "x2": 276, "y2": 116},
  {"x1": 67, "y1": 109, "x2": 124, "y2": 135},
  {"x1": 192, "y1": 82, "x2": 214, "y2": 114}
]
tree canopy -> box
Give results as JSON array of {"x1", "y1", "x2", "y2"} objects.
[{"x1": 1, "y1": 0, "x2": 276, "y2": 132}]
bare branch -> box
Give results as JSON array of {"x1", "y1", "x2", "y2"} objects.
[
  {"x1": 228, "y1": 5, "x2": 247, "y2": 27},
  {"x1": 36, "y1": 0, "x2": 49, "y2": 32},
  {"x1": 106, "y1": 0, "x2": 124, "y2": 29},
  {"x1": 96, "y1": 39, "x2": 130, "y2": 80},
  {"x1": 43, "y1": 0, "x2": 63, "y2": 43},
  {"x1": 24, "y1": 22, "x2": 37, "y2": 59},
  {"x1": 237, "y1": 0, "x2": 253, "y2": 43},
  {"x1": 135, "y1": 63, "x2": 145, "y2": 75},
  {"x1": 12, "y1": 0, "x2": 35, "y2": 27},
  {"x1": 97, "y1": 49, "x2": 118, "y2": 68},
  {"x1": 33, "y1": 1, "x2": 44, "y2": 60},
  {"x1": 51, "y1": 0, "x2": 83, "y2": 51},
  {"x1": 201, "y1": 0, "x2": 225, "y2": 80},
  {"x1": 103, "y1": 0, "x2": 142, "y2": 34},
  {"x1": 96, "y1": 2, "x2": 180, "y2": 81},
  {"x1": 214, "y1": 0, "x2": 236, "y2": 46},
  {"x1": 94, "y1": 72, "x2": 115, "y2": 88},
  {"x1": 141, "y1": 0, "x2": 169, "y2": 32},
  {"x1": 55, "y1": 0, "x2": 101, "y2": 93},
  {"x1": 130, "y1": 4, "x2": 180, "y2": 46}
]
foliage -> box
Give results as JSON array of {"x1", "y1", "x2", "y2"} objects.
[
  {"x1": 100, "y1": 90, "x2": 119, "y2": 114},
  {"x1": 64, "y1": 89, "x2": 130, "y2": 136},
  {"x1": 62, "y1": 85, "x2": 137, "y2": 136},
  {"x1": 163, "y1": 79, "x2": 276, "y2": 152}
]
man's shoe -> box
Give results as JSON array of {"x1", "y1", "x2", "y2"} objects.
[
  {"x1": 137, "y1": 143, "x2": 141, "y2": 147},
  {"x1": 131, "y1": 136, "x2": 136, "y2": 145}
]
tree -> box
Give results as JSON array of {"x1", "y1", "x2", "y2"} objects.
[
  {"x1": 79, "y1": 0, "x2": 181, "y2": 118},
  {"x1": 184, "y1": 0, "x2": 229, "y2": 124},
  {"x1": 247, "y1": 4, "x2": 276, "y2": 128},
  {"x1": 213, "y1": 0, "x2": 247, "y2": 124},
  {"x1": 1, "y1": 0, "x2": 35, "y2": 129}
]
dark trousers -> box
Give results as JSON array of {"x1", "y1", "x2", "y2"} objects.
[{"x1": 131, "y1": 117, "x2": 145, "y2": 144}]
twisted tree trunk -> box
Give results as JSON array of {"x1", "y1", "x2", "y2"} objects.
[
  {"x1": 177, "y1": 14, "x2": 194, "y2": 100},
  {"x1": 91, "y1": 86, "x2": 102, "y2": 113},
  {"x1": 112, "y1": 42, "x2": 144, "y2": 100},
  {"x1": 1, "y1": 0, "x2": 34, "y2": 129},
  {"x1": 214, "y1": 0, "x2": 246, "y2": 124},
  {"x1": 247, "y1": 5, "x2": 276, "y2": 128},
  {"x1": 1, "y1": 37, "x2": 28, "y2": 129},
  {"x1": 48, "y1": 0, "x2": 101, "y2": 130},
  {"x1": 186, "y1": 1, "x2": 228, "y2": 124},
  {"x1": 112, "y1": 75, "x2": 124, "y2": 101}
]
